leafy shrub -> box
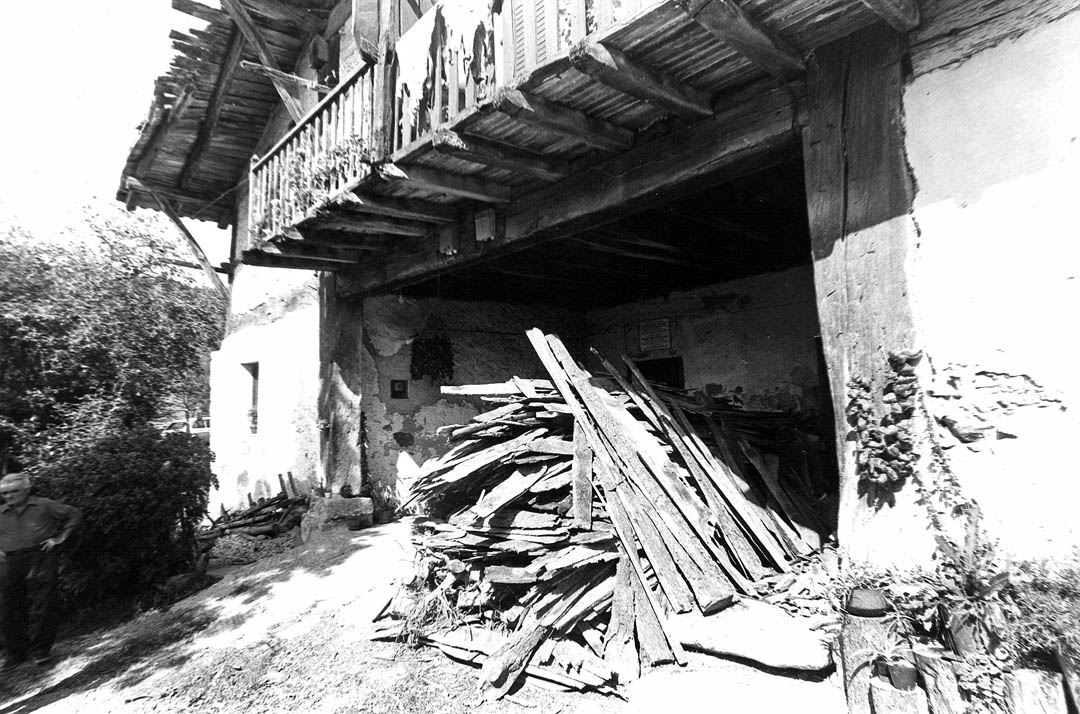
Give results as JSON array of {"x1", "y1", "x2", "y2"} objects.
[
  {"x1": 28, "y1": 427, "x2": 217, "y2": 607},
  {"x1": 1001, "y1": 553, "x2": 1080, "y2": 666}
]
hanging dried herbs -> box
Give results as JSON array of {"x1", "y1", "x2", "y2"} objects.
[{"x1": 410, "y1": 334, "x2": 454, "y2": 383}]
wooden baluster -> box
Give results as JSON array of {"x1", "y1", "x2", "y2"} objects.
[
  {"x1": 283, "y1": 143, "x2": 291, "y2": 226},
  {"x1": 448, "y1": 46, "x2": 461, "y2": 115},
  {"x1": 432, "y1": 45, "x2": 445, "y2": 130},
  {"x1": 248, "y1": 157, "x2": 258, "y2": 241},
  {"x1": 568, "y1": 0, "x2": 587, "y2": 44},
  {"x1": 595, "y1": 0, "x2": 614, "y2": 32}
]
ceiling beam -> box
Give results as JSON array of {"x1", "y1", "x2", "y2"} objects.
[
  {"x1": 259, "y1": 239, "x2": 369, "y2": 263},
  {"x1": 569, "y1": 41, "x2": 712, "y2": 121},
  {"x1": 488, "y1": 89, "x2": 633, "y2": 153},
  {"x1": 350, "y1": 85, "x2": 798, "y2": 294},
  {"x1": 179, "y1": 26, "x2": 246, "y2": 190},
  {"x1": 432, "y1": 130, "x2": 568, "y2": 182},
  {"x1": 135, "y1": 83, "x2": 196, "y2": 179},
  {"x1": 239, "y1": 60, "x2": 333, "y2": 93},
  {"x1": 242, "y1": 250, "x2": 354, "y2": 271},
  {"x1": 241, "y1": 0, "x2": 324, "y2": 34},
  {"x1": 336, "y1": 192, "x2": 458, "y2": 223},
  {"x1": 377, "y1": 163, "x2": 512, "y2": 203},
  {"x1": 675, "y1": 0, "x2": 804, "y2": 80},
  {"x1": 858, "y1": 0, "x2": 920, "y2": 31},
  {"x1": 277, "y1": 228, "x2": 398, "y2": 250},
  {"x1": 301, "y1": 214, "x2": 433, "y2": 237},
  {"x1": 221, "y1": 0, "x2": 305, "y2": 122}
]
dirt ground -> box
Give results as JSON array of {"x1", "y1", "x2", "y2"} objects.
[{"x1": 0, "y1": 521, "x2": 846, "y2": 714}]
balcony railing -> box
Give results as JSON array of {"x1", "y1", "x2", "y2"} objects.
[
  {"x1": 249, "y1": 61, "x2": 376, "y2": 241},
  {"x1": 391, "y1": 0, "x2": 645, "y2": 152}
]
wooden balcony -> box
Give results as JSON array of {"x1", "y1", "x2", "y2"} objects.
[{"x1": 243, "y1": 0, "x2": 909, "y2": 281}]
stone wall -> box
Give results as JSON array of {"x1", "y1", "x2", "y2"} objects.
[
  {"x1": 902, "y1": 5, "x2": 1080, "y2": 559},
  {"x1": 357, "y1": 295, "x2": 584, "y2": 505}
]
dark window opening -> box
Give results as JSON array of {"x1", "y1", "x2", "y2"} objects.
[
  {"x1": 632, "y1": 356, "x2": 685, "y2": 390},
  {"x1": 390, "y1": 379, "x2": 410, "y2": 399}
]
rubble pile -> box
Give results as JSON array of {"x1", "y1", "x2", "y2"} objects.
[{"x1": 379, "y1": 330, "x2": 837, "y2": 699}]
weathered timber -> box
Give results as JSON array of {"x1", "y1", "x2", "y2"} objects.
[
  {"x1": 1005, "y1": 668, "x2": 1068, "y2": 714},
  {"x1": 604, "y1": 554, "x2": 640, "y2": 683},
  {"x1": 740, "y1": 441, "x2": 821, "y2": 551},
  {"x1": 913, "y1": 647, "x2": 964, "y2": 714},
  {"x1": 353, "y1": 85, "x2": 797, "y2": 293},
  {"x1": 379, "y1": 163, "x2": 512, "y2": 203},
  {"x1": 675, "y1": 0, "x2": 804, "y2": 80},
  {"x1": 179, "y1": 26, "x2": 246, "y2": 191},
  {"x1": 480, "y1": 624, "x2": 552, "y2": 701},
  {"x1": 800, "y1": 25, "x2": 918, "y2": 554},
  {"x1": 300, "y1": 214, "x2": 433, "y2": 237},
  {"x1": 240, "y1": 60, "x2": 333, "y2": 93},
  {"x1": 869, "y1": 678, "x2": 930, "y2": 714},
  {"x1": 221, "y1": 0, "x2": 305, "y2": 122},
  {"x1": 568, "y1": 41, "x2": 712, "y2": 120},
  {"x1": 255, "y1": 239, "x2": 371, "y2": 263},
  {"x1": 488, "y1": 88, "x2": 633, "y2": 152},
  {"x1": 242, "y1": 0, "x2": 324, "y2": 34},
  {"x1": 140, "y1": 183, "x2": 231, "y2": 301},
  {"x1": 135, "y1": 84, "x2": 196, "y2": 180},
  {"x1": 241, "y1": 250, "x2": 356, "y2": 271},
  {"x1": 571, "y1": 423, "x2": 594, "y2": 530},
  {"x1": 1059, "y1": 637, "x2": 1080, "y2": 714},
  {"x1": 432, "y1": 130, "x2": 569, "y2": 181},
  {"x1": 859, "y1": 0, "x2": 920, "y2": 31},
  {"x1": 337, "y1": 192, "x2": 458, "y2": 223}
]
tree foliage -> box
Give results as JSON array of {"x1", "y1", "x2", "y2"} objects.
[{"x1": 0, "y1": 204, "x2": 225, "y2": 469}]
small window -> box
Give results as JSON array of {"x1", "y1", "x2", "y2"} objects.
[
  {"x1": 390, "y1": 379, "x2": 409, "y2": 399},
  {"x1": 243, "y1": 362, "x2": 260, "y2": 433}
]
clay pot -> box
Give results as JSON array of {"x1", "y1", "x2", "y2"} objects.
[
  {"x1": 345, "y1": 514, "x2": 373, "y2": 531},
  {"x1": 373, "y1": 509, "x2": 397, "y2": 524}
]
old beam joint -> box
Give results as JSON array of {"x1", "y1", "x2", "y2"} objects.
[
  {"x1": 432, "y1": 130, "x2": 568, "y2": 182},
  {"x1": 675, "y1": 0, "x2": 804, "y2": 80}
]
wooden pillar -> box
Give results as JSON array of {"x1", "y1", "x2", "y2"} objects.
[{"x1": 800, "y1": 23, "x2": 931, "y2": 565}]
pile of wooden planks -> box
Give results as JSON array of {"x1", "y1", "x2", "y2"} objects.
[
  {"x1": 389, "y1": 330, "x2": 834, "y2": 698},
  {"x1": 198, "y1": 473, "x2": 308, "y2": 542}
]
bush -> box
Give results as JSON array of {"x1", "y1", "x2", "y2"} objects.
[{"x1": 28, "y1": 427, "x2": 217, "y2": 607}]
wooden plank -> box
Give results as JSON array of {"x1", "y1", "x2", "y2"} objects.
[
  {"x1": 140, "y1": 183, "x2": 231, "y2": 301},
  {"x1": 135, "y1": 83, "x2": 196, "y2": 179},
  {"x1": 241, "y1": 0, "x2": 324, "y2": 34},
  {"x1": 380, "y1": 163, "x2": 512, "y2": 203},
  {"x1": 676, "y1": 0, "x2": 804, "y2": 80},
  {"x1": 432, "y1": 129, "x2": 568, "y2": 181},
  {"x1": 179, "y1": 26, "x2": 246, "y2": 190},
  {"x1": 604, "y1": 554, "x2": 640, "y2": 683},
  {"x1": 859, "y1": 0, "x2": 919, "y2": 31},
  {"x1": 526, "y1": 437, "x2": 573, "y2": 455},
  {"x1": 300, "y1": 214, "x2": 432, "y2": 237},
  {"x1": 241, "y1": 249, "x2": 355, "y2": 271},
  {"x1": 568, "y1": 41, "x2": 712, "y2": 120},
  {"x1": 913, "y1": 647, "x2": 964, "y2": 714},
  {"x1": 221, "y1": 0, "x2": 305, "y2": 122},
  {"x1": 240, "y1": 60, "x2": 333, "y2": 93},
  {"x1": 571, "y1": 423, "x2": 594, "y2": 530},
  {"x1": 489, "y1": 88, "x2": 633, "y2": 152}
]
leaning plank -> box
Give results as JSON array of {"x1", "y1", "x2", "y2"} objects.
[
  {"x1": 480, "y1": 624, "x2": 552, "y2": 701},
  {"x1": 571, "y1": 423, "x2": 594, "y2": 530},
  {"x1": 740, "y1": 441, "x2": 820, "y2": 552},
  {"x1": 442, "y1": 379, "x2": 554, "y2": 395},
  {"x1": 1006, "y1": 668, "x2": 1068, "y2": 714},
  {"x1": 1058, "y1": 637, "x2": 1080, "y2": 714},
  {"x1": 604, "y1": 554, "x2": 641, "y2": 683},
  {"x1": 629, "y1": 562, "x2": 677, "y2": 667}
]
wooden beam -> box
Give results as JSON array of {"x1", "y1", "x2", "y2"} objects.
[
  {"x1": 133, "y1": 179, "x2": 231, "y2": 301},
  {"x1": 241, "y1": 249, "x2": 352, "y2": 271},
  {"x1": 675, "y1": 0, "x2": 804, "y2": 80},
  {"x1": 352, "y1": 85, "x2": 797, "y2": 293},
  {"x1": 337, "y1": 192, "x2": 458, "y2": 223},
  {"x1": 241, "y1": 0, "x2": 324, "y2": 34},
  {"x1": 258, "y1": 239, "x2": 368, "y2": 263},
  {"x1": 221, "y1": 0, "x2": 305, "y2": 122},
  {"x1": 239, "y1": 61, "x2": 333, "y2": 93},
  {"x1": 432, "y1": 130, "x2": 568, "y2": 182},
  {"x1": 488, "y1": 88, "x2": 633, "y2": 153},
  {"x1": 162, "y1": 258, "x2": 232, "y2": 274},
  {"x1": 135, "y1": 84, "x2": 196, "y2": 179},
  {"x1": 180, "y1": 27, "x2": 246, "y2": 190},
  {"x1": 301, "y1": 214, "x2": 433, "y2": 237},
  {"x1": 378, "y1": 163, "x2": 512, "y2": 203},
  {"x1": 569, "y1": 41, "x2": 712, "y2": 120},
  {"x1": 858, "y1": 0, "x2": 920, "y2": 31},
  {"x1": 126, "y1": 179, "x2": 224, "y2": 214}
]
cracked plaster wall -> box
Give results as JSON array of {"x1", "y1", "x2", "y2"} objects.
[
  {"x1": 903, "y1": 7, "x2": 1080, "y2": 558},
  {"x1": 586, "y1": 266, "x2": 826, "y2": 416},
  {"x1": 359, "y1": 295, "x2": 583, "y2": 503}
]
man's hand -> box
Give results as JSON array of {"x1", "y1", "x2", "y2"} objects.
[{"x1": 41, "y1": 538, "x2": 62, "y2": 551}]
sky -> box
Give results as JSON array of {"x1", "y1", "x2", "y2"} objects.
[{"x1": 0, "y1": 1, "x2": 231, "y2": 264}]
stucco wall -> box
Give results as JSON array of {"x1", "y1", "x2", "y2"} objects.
[
  {"x1": 358, "y1": 295, "x2": 583, "y2": 504},
  {"x1": 903, "y1": 7, "x2": 1080, "y2": 559},
  {"x1": 209, "y1": 274, "x2": 321, "y2": 513},
  {"x1": 586, "y1": 266, "x2": 826, "y2": 415}
]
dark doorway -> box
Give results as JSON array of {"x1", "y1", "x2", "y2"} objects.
[{"x1": 633, "y1": 356, "x2": 685, "y2": 390}]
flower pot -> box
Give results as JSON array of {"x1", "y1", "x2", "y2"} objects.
[
  {"x1": 344, "y1": 514, "x2": 373, "y2": 531},
  {"x1": 373, "y1": 509, "x2": 397, "y2": 524},
  {"x1": 947, "y1": 611, "x2": 982, "y2": 657},
  {"x1": 887, "y1": 661, "x2": 919, "y2": 691},
  {"x1": 847, "y1": 587, "x2": 889, "y2": 617}
]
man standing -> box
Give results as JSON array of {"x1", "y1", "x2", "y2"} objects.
[{"x1": 0, "y1": 473, "x2": 82, "y2": 669}]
